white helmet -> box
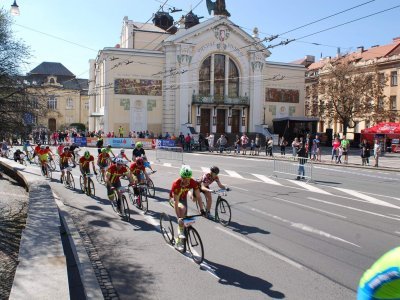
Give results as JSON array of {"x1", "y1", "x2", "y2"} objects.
[{"x1": 115, "y1": 158, "x2": 124, "y2": 165}]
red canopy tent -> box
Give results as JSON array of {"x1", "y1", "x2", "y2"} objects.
[{"x1": 361, "y1": 122, "x2": 400, "y2": 152}]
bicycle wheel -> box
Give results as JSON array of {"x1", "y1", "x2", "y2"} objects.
[
  {"x1": 87, "y1": 178, "x2": 95, "y2": 196},
  {"x1": 67, "y1": 172, "x2": 75, "y2": 189},
  {"x1": 135, "y1": 189, "x2": 142, "y2": 210},
  {"x1": 95, "y1": 169, "x2": 102, "y2": 184},
  {"x1": 48, "y1": 159, "x2": 56, "y2": 171},
  {"x1": 46, "y1": 166, "x2": 52, "y2": 179},
  {"x1": 147, "y1": 179, "x2": 155, "y2": 198},
  {"x1": 159, "y1": 213, "x2": 174, "y2": 245},
  {"x1": 215, "y1": 198, "x2": 231, "y2": 226},
  {"x1": 121, "y1": 194, "x2": 130, "y2": 222},
  {"x1": 187, "y1": 227, "x2": 204, "y2": 264},
  {"x1": 79, "y1": 176, "x2": 84, "y2": 192},
  {"x1": 110, "y1": 190, "x2": 119, "y2": 214},
  {"x1": 140, "y1": 187, "x2": 148, "y2": 213}
]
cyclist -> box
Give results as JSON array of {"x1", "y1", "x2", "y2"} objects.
[
  {"x1": 195, "y1": 166, "x2": 228, "y2": 219},
  {"x1": 45, "y1": 146, "x2": 55, "y2": 163},
  {"x1": 105, "y1": 144, "x2": 116, "y2": 158},
  {"x1": 38, "y1": 145, "x2": 50, "y2": 175},
  {"x1": 105, "y1": 158, "x2": 134, "y2": 213},
  {"x1": 69, "y1": 142, "x2": 80, "y2": 166},
  {"x1": 57, "y1": 142, "x2": 65, "y2": 156},
  {"x1": 59, "y1": 147, "x2": 74, "y2": 183},
  {"x1": 129, "y1": 157, "x2": 151, "y2": 196},
  {"x1": 32, "y1": 142, "x2": 41, "y2": 160},
  {"x1": 357, "y1": 246, "x2": 400, "y2": 299},
  {"x1": 117, "y1": 148, "x2": 131, "y2": 163},
  {"x1": 132, "y1": 141, "x2": 146, "y2": 160},
  {"x1": 97, "y1": 148, "x2": 111, "y2": 180},
  {"x1": 22, "y1": 140, "x2": 34, "y2": 163},
  {"x1": 143, "y1": 157, "x2": 156, "y2": 173},
  {"x1": 79, "y1": 150, "x2": 97, "y2": 192},
  {"x1": 13, "y1": 149, "x2": 24, "y2": 163},
  {"x1": 169, "y1": 165, "x2": 204, "y2": 250}
]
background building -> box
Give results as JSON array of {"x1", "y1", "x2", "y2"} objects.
[
  {"x1": 25, "y1": 62, "x2": 89, "y2": 131},
  {"x1": 89, "y1": 9, "x2": 306, "y2": 137}
]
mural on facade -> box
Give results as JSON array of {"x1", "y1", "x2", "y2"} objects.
[
  {"x1": 114, "y1": 79, "x2": 162, "y2": 96},
  {"x1": 265, "y1": 88, "x2": 299, "y2": 103}
]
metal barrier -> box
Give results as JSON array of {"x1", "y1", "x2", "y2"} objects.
[
  {"x1": 156, "y1": 146, "x2": 184, "y2": 164},
  {"x1": 273, "y1": 157, "x2": 313, "y2": 182}
]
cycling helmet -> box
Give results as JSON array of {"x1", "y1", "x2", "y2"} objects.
[
  {"x1": 40, "y1": 145, "x2": 45, "y2": 149},
  {"x1": 101, "y1": 147, "x2": 107, "y2": 153},
  {"x1": 120, "y1": 149, "x2": 125, "y2": 153},
  {"x1": 63, "y1": 147, "x2": 69, "y2": 151},
  {"x1": 107, "y1": 144, "x2": 111, "y2": 148},
  {"x1": 115, "y1": 158, "x2": 124, "y2": 165},
  {"x1": 179, "y1": 165, "x2": 192, "y2": 178},
  {"x1": 210, "y1": 166, "x2": 220, "y2": 175},
  {"x1": 135, "y1": 141, "x2": 143, "y2": 148},
  {"x1": 135, "y1": 157, "x2": 144, "y2": 166},
  {"x1": 84, "y1": 150, "x2": 90, "y2": 159}
]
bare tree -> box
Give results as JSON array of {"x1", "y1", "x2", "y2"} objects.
[
  {"x1": 306, "y1": 58, "x2": 398, "y2": 135},
  {"x1": 0, "y1": 9, "x2": 49, "y2": 141}
]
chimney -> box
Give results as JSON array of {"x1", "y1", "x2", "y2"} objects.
[
  {"x1": 357, "y1": 46, "x2": 364, "y2": 53},
  {"x1": 305, "y1": 55, "x2": 315, "y2": 63},
  {"x1": 393, "y1": 37, "x2": 400, "y2": 43}
]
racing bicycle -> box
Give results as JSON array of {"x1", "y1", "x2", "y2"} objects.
[
  {"x1": 160, "y1": 213, "x2": 204, "y2": 264},
  {"x1": 128, "y1": 182, "x2": 148, "y2": 213},
  {"x1": 79, "y1": 173, "x2": 95, "y2": 196},
  {"x1": 63, "y1": 166, "x2": 75, "y2": 189},
  {"x1": 110, "y1": 185, "x2": 131, "y2": 221},
  {"x1": 195, "y1": 188, "x2": 232, "y2": 226}
]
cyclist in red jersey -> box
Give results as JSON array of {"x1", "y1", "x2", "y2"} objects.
[
  {"x1": 97, "y1": 148, "x2": 111, "y2": 179},
  {"x1": 197, "y1": 166, "x2": 228, "y2": 219},
  {"x1": 170, "y1": 165, "x2": 205, "y2": 248},
  {"x1": 105, "y1": 158, "x2": 134, "y2": 212},
  {"x1": 59, "y1": 147, "x2": 73, "y2": 182},
  {"x1": 79, "y1": 150, "x2": 97, "y2": 192}
]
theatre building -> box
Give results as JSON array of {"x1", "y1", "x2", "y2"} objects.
[{"x1": 88, "y1": 8, "x2": 306, "y2": 136}]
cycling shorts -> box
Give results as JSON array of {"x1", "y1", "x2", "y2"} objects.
[{"x1": 60, "y1": 163, "x2": 69, "y2": 171}]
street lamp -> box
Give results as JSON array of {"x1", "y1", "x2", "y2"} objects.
[{"x1": 10, "y1": 0, "x2": 20, "y2": 16}]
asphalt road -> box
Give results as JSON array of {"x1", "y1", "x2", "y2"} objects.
[{"x1": 14, "y1": 148, "x2": 400, "y2": 299}]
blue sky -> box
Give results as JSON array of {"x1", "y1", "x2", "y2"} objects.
[{"x1": 5, "y1": 0, "x2": 400, "y2": 78}]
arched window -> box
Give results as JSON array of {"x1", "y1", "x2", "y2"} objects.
[
  {"x1": 199, "y1": 54, "x2": 239, "y2": 98},
  {"x1": 49, "y1": 78, "x2": 55, "y2": 84}
]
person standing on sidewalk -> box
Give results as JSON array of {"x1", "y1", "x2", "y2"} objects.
[
  {"x1": 331, "y1": 137, "x2": 341, "y2": 162},
  {"x1": 297, "y1": 142, "x2": 307, "y2": 180},
  {"x1": 341, "y1": 135, "x2": 350, "y2": 164},
  {"x1": 279, "y1": 136, "x2": 287, "y2": 155},
  {"x1": 373, "y1": 139, "x2": 381, "y2": 167},
  {"x1": 305, "y1": 133, "x2": 312, "y2": 159}
]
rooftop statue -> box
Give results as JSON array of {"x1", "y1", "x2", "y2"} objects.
[{"x1": 206, "y1": 0, "x2": 231, "y2": 17}]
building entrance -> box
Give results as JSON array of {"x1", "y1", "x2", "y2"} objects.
[
  {"x1": 231, "y1": 109, "x2": 240, "y2": 133},
  {"x1": 48, "y1": 118, "x2": 56, "y2": 132},
  {"x1": 200, "y1": 108, "x2": 211, "y2": 134},
  {"x1": 216, "y1": 109, "x2": 226, "y2": 134}
]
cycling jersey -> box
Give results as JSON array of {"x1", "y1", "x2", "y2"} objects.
[
  {"x1": 34, "y1": 145, "x2": 40, "y2": 153},
  {"x1": 169, "y1": 178, "x2": 199, "y2": 200},
  {"x1": 358, "y1": 247, "x2": 400, "y2": 300},
  {"x1": 106, "y1": 164, "x2": 129, "y2": 184},
  {"x1": 132, "y1": 147, "x2": 145, "y2": 158},
  {"x1": 59, "y1": 152, "x2": 73, "y2": 164},
  {"x1": 79, "y1": 155, "x2": 94, "y2": 168},
  {"x1": 117, "y1": 153, "x2": 130, "y2": 161},
  {"x1": 129, "y1": 162, "x2": 145, "y2": 177},
  {"x1": 199, "y1": 173, "x2": 218, "y2": 187},
  {"x1": 38, "y1": 149, "x2": 50, "y2": 162},
  {"x1": 57, "y1": 145, "x2": 64, "y2": 155},
  {"x1": 97, "y1": 152, "x2": 110, "y2": 164}
]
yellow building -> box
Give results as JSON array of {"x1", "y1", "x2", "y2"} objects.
[
  {"x1": 89, "y1": 9, "x2": 306, "y2": 137},
  {"x1": 26, "y1": 62, "x2": 89, "y2": 132}
]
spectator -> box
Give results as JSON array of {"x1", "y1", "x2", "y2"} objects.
[
  {"x1": 336, "y1": 146, "x2": 343, "y2": 164},
  {"x1": 305, "y1": 133, "x2": 312, "y2": 159},
  {"x1": 185, "y1": 134, "x2": 191, "y2": 152},
  {"x1": 165, "y1": 132, "x2": 171, "y2": 139},
  {"x1": 250, "y1": 140, "x2": 256, "y2": 155},
  {"x1": 255, "y1": 134, "x2": 261, "y2": 155},
  {"x1": 291, "y1": 137, "x2": 299, "y2": 158},
  {"x1": 204, "y1": 133, "x2": 210, "y2": 151},
  {"x1": 118, "y1": 126, "x2": 124, "y2": 138},
  {"x1": 331, "y1": 137, "x2": 341, "y2": 162},
  {"x1": 178, "y1": 132, "x2": 185, "y2": 148},
  {"x1": 312, "y1": 135, "x2": 321, "y2": 161},
  {"x1": 279, "y1": 136, "x2": 288, "y2": 155},
  {"x1": 198, "y1": 133, "x2": 204, "y2": 151},
  {"x1": 234, "y1": 135, "x2": 240, "y2": 155},
  {"x1": 266, "y1": 138, "x2": 273, "y2": 156},
  {"x1": 297, "y1": 142, "x2": 307, "y2": 180},
  {"x1": 216, "y1": 134, "x2": 227, "y2": 153},
  {"x1": 207, "y1": 133, "x2": 215, "y2": 152},
  {"x1": 341, "y1": 135, "x2": 350, "y2": 164},
  {"x1": 373, "y1": 139, "x2": 381, "y2": 167},
  {"x1": 360, "y1": 139, "x2": 371, "y2": 166},
  {"x1": 240, "y1": 133, "x2": 249, "y2": 155}
]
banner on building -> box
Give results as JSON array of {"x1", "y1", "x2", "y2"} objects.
[{"x1": 73, "y1": 137, "x2": 87, "y2": 147}]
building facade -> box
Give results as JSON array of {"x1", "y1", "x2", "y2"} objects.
[
  {"x1": 25, "y1": 62, "x2": 89, "y2": 131},
  {"x1": 89, "y1": 12, "x2": 306, "y2": 136},
  {"x1": 305, "y1": 38, "x2": 400, "y2": 139}
]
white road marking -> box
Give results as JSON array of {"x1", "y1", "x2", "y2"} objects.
[
  {"x1": 288, "y1": 180, "x2": 332, "y2": 195},
  {"x1": 201, "y1": 167, "x2": 209, "y2": 173},
  {"x1": 163, "y1": 163, "x2": 172, "y2": 167},
  {"x1": 389, "y1": 214, "x2": 400, "y2": 218},
  {"x1": 273, "y1": 197, "x2": 347, "y2": 219},
  {"x1": 333, "y1": 187, "x2": 400, "y2": 210},
  {"x1": 362, "y1": 191, "x2": 400, "y2": 202},
  {"x1": 216, "y1": 226, "x2": 304, "y2": 269},
  {"x1": 249, "y1": 207, "x2": 359, "y2": 248},
  {"x1": 308, "y1": 197, "x2": 400, "y2": 221},
  {"x1": 224, "y1": 170, "x2": 244, "y2": 178},
  {"x1": 314, "y1": 166, "x2": 400, "y2": 181},
  {"x1": 252, "y1": 174, "x2": 282, "y2": 186},
  {"x1": 395, "y1": 231, "x2": 400, "y2": 235}
]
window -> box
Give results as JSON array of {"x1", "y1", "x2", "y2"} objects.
[
  {"x1": 84, "y1": 101, "x2": 89, "y2": 110},
  {"x1": 391, "y1": 71, "x2": 398, "y2": 86},
  {"x1": 198, "y1": 54, "x2": 240, "y2": 98},
  {"x1": 199, "y1": 56, "x2": 211, "y2": 96},
  {"x1": 47, "y1": 96, "x2": 57, "y2": 109},
  {"x1": 390, "y1": 96, "x2": 397, "y2": 110},
  {"x1": 214, "y1": 54, "x2": 225, "y2": 99},
  {"x1": 66, "y1": 97, "x2": 74, "y2": 109}
]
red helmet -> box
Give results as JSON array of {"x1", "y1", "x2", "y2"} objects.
[{"x1": 135, "y1": 157, "x2": 144, "y2": 166}]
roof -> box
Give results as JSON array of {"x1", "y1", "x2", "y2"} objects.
[
  {"x1": 307, "y1": 38, "x2": 400, "y2": 71},
  {"x1": 28, "y1": 62, "x2": 75, "y2": 77},
  {"x1": 132, "y1": 22, "x2": 167, "y2": 33},
  {"x1": 63, "y1": 78, "x2": 89, "y2": 90}
]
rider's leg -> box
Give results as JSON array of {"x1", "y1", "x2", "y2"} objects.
[{"x1": 204, "y1": 190, "x2": 212, "y2": 213}]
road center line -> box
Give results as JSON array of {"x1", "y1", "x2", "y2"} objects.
[
  {"x1": 216, "y1": 226, "x2": 303, "y2": 269},
  {"x1": 308, "y1": 197, "x2": 400, "y2": 221},
  {"x1": 249, "y1": 207, "x2": 359, "y2": 248},
  {"x1": 273, "y1": 196, "x2": 347, "y2": 219}
]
